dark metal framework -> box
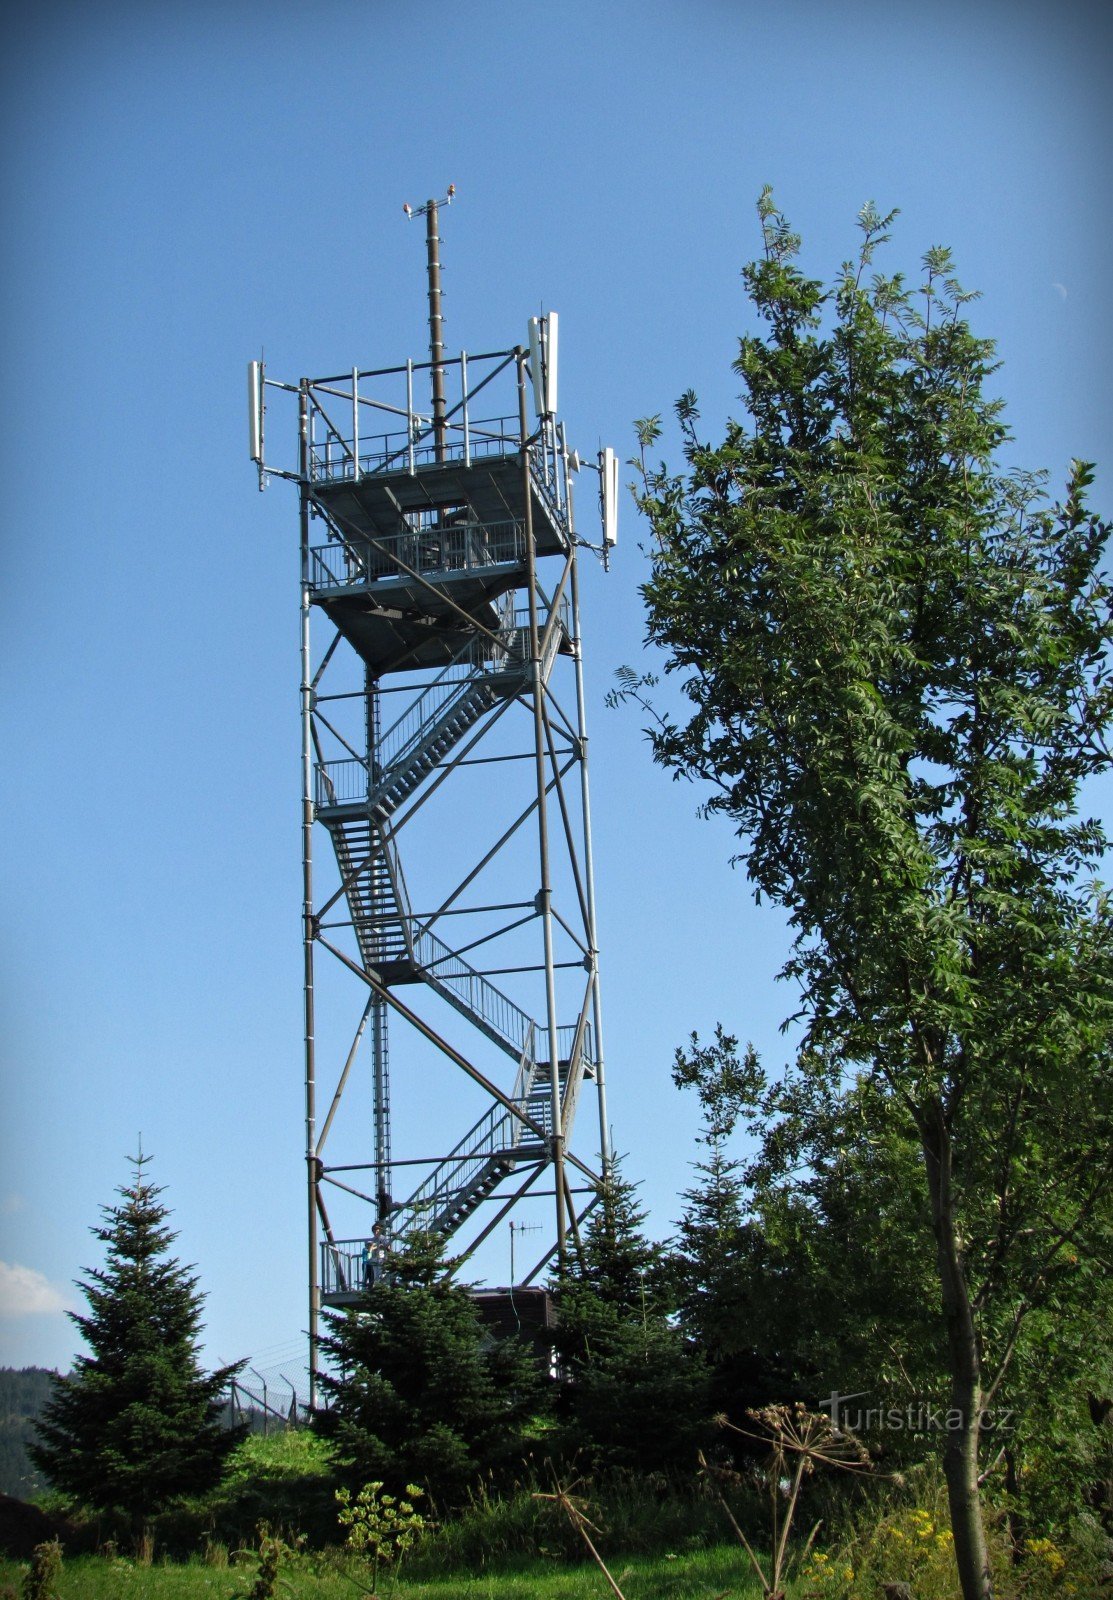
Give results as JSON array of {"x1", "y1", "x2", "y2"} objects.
[{"x1": 250, "y1": 292, "x2": 614, "y2": 1402}]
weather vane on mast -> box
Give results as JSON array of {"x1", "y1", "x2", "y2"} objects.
[{"x1": 403, "y1": 186, "x2": 455, "y2": 463}]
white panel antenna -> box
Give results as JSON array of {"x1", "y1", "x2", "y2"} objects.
[
  {"x1": 544, "y1": 312, "x2": 558, "y2": 416},
  {"x1": 527, "y1": 312, "x2": 559, "y2": 417},
  {"x1": 600, "y1": 446, "x2": 618, "y2": 547},
  {"x1": 248, "y1": 359, "x2": 264, "y2": 464}
]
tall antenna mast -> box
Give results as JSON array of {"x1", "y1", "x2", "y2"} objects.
[{"x1": 403, "y1": 185, "x2": 455, "y2": 463}]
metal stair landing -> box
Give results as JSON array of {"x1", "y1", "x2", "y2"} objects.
[{"x1": 314, "y1": 605, "x2": 566, "y2": 824}]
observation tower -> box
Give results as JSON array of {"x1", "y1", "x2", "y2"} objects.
[{"x1": 247, "y1": 194, "x2": 619, "y2": 1399}]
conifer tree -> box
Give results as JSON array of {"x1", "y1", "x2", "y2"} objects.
[
  {"x1": 670, "y1": 1132, "x2": 751, "y2": 1362},
  {"x1": 30, "y1": 1153, "x2": 244, "y2": 1528},
  {"x1": 314, "y1": 1229, "x2": 542, "y2": 1507},
  {"x1": 554, "y1": 1166, "x2": 710, "y2": 1473}
]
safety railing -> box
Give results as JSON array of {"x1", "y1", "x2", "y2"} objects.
[
  {"x1": 397, "y1": 1104, "x2": 514, "y2": 1235},
  {"x1": 383, "y1": 675, "x2": 493, "y2": 776},
  {"x1": 315, "y1": 758, "x2": 370, "y2": 809},
  {"x1": 413, "y1": 925, "x2": 535, "y2": 1060},
  {"x1": 320, "y1": 1239, "x2": 374, "y2": 1298},
  {"x1": 314, "y1": 594, "x2": 551, "y2": 816},
  {"x1": 314, "y1": 675, "x2": 501, "y2": 814},
  {"x1": 555, "y1": 1022, "x2": 593, "y2": 1067},
  {"x1": 529, "y1": 447, "x2": 570, "y2": 529},
  {"x1": 309, "y1": 415, "x2": 522, "y2": 482},
  {"x1": 309, "y1": 518, "x2": 525, "y2": 591},
  {"x1": 391, "y1": 1024, "x2": 542, "y2": 1235}
]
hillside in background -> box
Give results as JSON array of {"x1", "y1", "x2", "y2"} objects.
[{"x1": 0, "y1": 1368, "x2": 57, "y2": 1499}]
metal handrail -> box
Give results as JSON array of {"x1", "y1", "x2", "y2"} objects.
[
  {"x1": 392, "y1": 1024, "x2": 542, "y2": 1234},
  {"x1": 309, "y1": 415, "x2": 520, "y2": 482},
  {"x1": 412, "y1": 925, "x2": 535, "y2": 1059},
  {"x1": 368, "y1": 592, "x2": 516, "y2": 767},
  {"x1": 396, "y1": 1106, "x2": 512, "y2": 1232},
  {"x1": 383, "y1": 677, "x2": 494, "y2": 779},
  {"x1": 528, "y1": 448, "x2": 569, "y2": 529},
  {"x1": 314, "y1": 593, "x2": 563, "y2": 818},
  {"x1": 309, "y1": 519, "x2": 525, "y2": 590},
  {"x1": 314, "y1": 673, "x2": 504, "y2": 813}
]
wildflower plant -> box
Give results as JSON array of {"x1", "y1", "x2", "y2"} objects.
[
  {"x1": 22, "y1": 1541, "x2": 62, "y2": 1600},
  {"x1": 800, "y1": 1491, "x2": 1088, "y2": 1599},
  {"x1": 704, "y1": 1402, "x2": 872, "y2": 1599},
  {"x1": 335, "y1": 1481, "x2": 428, "y2": 1595},
  {"x1": 231, "y1": 1523, "x2": 303, "y2": 1600}
]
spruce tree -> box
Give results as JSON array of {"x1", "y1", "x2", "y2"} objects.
[
  {"x1": 670, "y1": 1132, "x2": 751, "y2": 1362},
  {"x1": 667, "y1": 1133, "x2": 786, "y2": 1430},
  {"x1": 314, "y1": 1229, "x2": 543, "y2": 1508},
  {"x1": 554, "y1": 1166, "x2": 710, "y2": 1473},
  {"x1": 30, "y1": 1153, "x2": 244, "y2": 1528}
]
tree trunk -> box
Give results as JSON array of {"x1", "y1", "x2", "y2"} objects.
[
  {"x1": 922, "y1": 1112, "x2": 994, "y2": 1600},
  {"x1": 1004, "y1": 1446, "x2": 1025, "y2": 1565}
]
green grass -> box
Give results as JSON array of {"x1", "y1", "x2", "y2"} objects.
[
  {"x1": 2, "y1": 1435, "x2": 806, "y2": 1596},
  {"x1": 0, "y1": 1545, "x2": 771, "y2": 1599}
]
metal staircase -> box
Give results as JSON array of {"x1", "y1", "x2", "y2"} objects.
[
  {"x1": 388, "y1": 1030, "x2": 589, "y2": 1239},
  {"x1": 314, "y1": 603, "x2": 566, "y2": 821},
  {"x1": 314, "y1": 592, "x2": 593, "y2": 1238},
  {"x1": 389, "y1": 1026, "x2": 543, "y2": 1238},
  {"x1": 319, "y1": 812, "x2": 596, "y2": 1237}
]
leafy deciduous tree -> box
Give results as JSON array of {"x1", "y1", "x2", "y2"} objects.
[{"x1": 622, "y1": 191, "x2": 1113, "y2": 1599}]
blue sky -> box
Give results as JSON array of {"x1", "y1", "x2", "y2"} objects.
[{"x1": 1, "y1": 0, "x2": 1109, "y2": 1383}]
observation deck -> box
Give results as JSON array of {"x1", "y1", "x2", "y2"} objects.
[{"x1": 305, "y1": 406, "x2": 572, "y2": 676}]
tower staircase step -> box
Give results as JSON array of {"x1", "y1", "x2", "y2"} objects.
[{"x1": 314, "y1": 605, "x2": 568, "y2": 822}]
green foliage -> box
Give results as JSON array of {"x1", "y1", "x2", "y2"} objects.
[
  {"x1": 553, "y1": 1168, "x2": 710, "y2": 1473},
  {"x1": 188, "y1": 1429, "x2": 336, "y2": 1552},
  {"x1": 800, "y1": 1472, "x2": 1109, "y2": 1599},
  {"x1": 403, "y1": 1469, "x2": 765, "y2": 1575},
  {"x1": 335, "y1": 1482, "x2": 427, "y2": 1590},
  {"x1": 29, "y1": 1154, "x2": 245, "y2": 1529},
  {"x1": 314, "y1": 1232, "x2": 542, "y2": 1508},
  {"x1": 21, "y1": 1542, "x2": 60, "y2": 1600},
  {"x1": 666, "y1": 1134, "x2": 799, "y2": 1431},
  {"x1": 231, "y1": 1524, "x2": 302, "y2": 1600},
  {"x1": 627, "y1": 191, "x2": 1113, "y2": 1598},
  {"x1": 45, "y1": 1429, "x2": 338, "y2": 1557}
]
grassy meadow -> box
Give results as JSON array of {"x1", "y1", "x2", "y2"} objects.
[{"x1": 1, "y1": 1431, "x2": 1099, "y2": 1599}]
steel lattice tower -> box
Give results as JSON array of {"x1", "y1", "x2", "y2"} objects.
[{"x1": 248, "y1": 197, "x2": 619, "y2": 1400}]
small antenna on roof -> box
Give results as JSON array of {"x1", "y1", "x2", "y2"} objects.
[{"x1": 402, "y1": 186, "x2": 456, "y2": 463}]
